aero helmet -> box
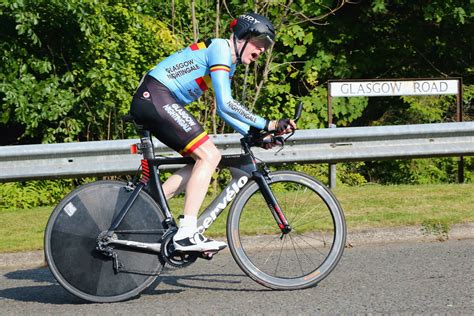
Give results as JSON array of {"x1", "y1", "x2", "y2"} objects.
[{"x1": 230, "y1": 13, "x2": 275, "y2": 64}]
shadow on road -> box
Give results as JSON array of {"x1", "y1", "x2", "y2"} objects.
[
  {"x1": 0, "y1": 267, "x2": 85, "y2": 304},
  {"x1": 147, "y1": 270, "x2": 271, "y2": 294},
  {"x1": 1, "y1": 266, "x2": 269, "y2": 304},
  {"x1": 0, "y1": 284, "x2": 84, "y2": 304},
  {"x1": 4, "y1": 267, "x2": 54, "y2": 284}
]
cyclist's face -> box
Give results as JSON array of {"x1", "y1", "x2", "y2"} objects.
[{"x1": 240, "y1": 40, "x2": 267, "y2": 65}]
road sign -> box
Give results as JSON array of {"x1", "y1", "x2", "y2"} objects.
[{"x1": 329, "y1": 79, "x2": 459, "y2": 97}]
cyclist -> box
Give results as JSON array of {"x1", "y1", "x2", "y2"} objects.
[{"x1": 130, "y1": 13, "x2": 296, "y2": 253}]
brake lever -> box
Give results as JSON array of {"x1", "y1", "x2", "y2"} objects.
[
  {"x1": 284, "y1": 100, "x2": 302, "y2": 141},
  {"x1": 284, "y1": 130, "x2": 295, "y2": 141},
  {"x1": 274, "y1": 127, "x2": 297, "y2": 154},
  {"x1": 274, "y1": 135, "x2": 286, "y2": 154}
]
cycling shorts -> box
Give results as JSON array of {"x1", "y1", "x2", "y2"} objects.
[{"x1": 130, "y1": 75, "x2": 209, "y2": 156}]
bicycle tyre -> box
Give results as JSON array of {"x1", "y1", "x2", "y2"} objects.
[
  {"x1": 227, "y1": 171, "x2": 346, "y2": 290},
  {"x1": 44, "y1": 180, "x2": 165, "y2": 302}
]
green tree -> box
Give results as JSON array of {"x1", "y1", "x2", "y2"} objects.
[{"x1": 0, "y1": 0, "x2": 180, "y2": 143}]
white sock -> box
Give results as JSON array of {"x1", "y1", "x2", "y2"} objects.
[{"x1": 174, "y1": 215, "x2": 197, "y2": 240}]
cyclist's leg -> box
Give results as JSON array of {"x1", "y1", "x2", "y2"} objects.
[
  {"x1": 163, "y1": 142, "x2": 220, "y2": 200},
  {"x1": 183, "y1": 140, "x2": 221, "y2": 216},
  {"x1": 162, "y1": 164, "x2": 193, "y2": 200},
  {"x1": 130, "y1": 75, "x2": 225, "y2": 252},
  {"x1": 162, "y1": 143, "x2": 220, "y2": 201},
  {"x1": 173, "y1": 140, "x2": 227, "y2": 252}
]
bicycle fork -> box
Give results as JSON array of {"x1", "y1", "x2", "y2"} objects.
[{"x1": 253, "y1": 171, "x2": 291, "y2": 235}]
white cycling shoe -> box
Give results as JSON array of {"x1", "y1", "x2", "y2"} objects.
[{"x1": 173, "y1": 232, "x2": 227, "y2": 252}]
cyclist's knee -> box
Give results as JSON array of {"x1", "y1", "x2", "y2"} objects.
[
  {"x1": 204, "y1": 145, "x2": 221, "y2": 168},
  {"x1": 192, "y1": 141, "x2": 221, "y2": 168},
  {"x1": 210, "y1": 144, "x2": 222, "y2": 163}
]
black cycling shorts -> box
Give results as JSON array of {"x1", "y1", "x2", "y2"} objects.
[{"x1": 130, "y1": 75, "x2": 208, "y2": 156}]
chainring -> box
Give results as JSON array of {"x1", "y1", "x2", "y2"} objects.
[{"x1": 159, "y1": 228, "x2": 198, "y2": 268}]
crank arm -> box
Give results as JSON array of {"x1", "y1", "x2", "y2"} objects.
[{"x1": 108, "y1": 239, "x2": 162, "y2": 253}]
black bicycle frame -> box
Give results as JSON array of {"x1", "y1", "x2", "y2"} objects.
[{"x1": 106, "y1": 138, "x2": 291, "y2": 237}]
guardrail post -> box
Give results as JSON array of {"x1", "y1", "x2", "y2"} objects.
[
  {"x1": 456, "y1": 83, "x2": 464, "y2": 183},
  {"x1": 329, "y1": 124, "x2": 337, "y2": 189},
  {"x1": 458, "y1": 156, "x2": 464, "y2": 183}
]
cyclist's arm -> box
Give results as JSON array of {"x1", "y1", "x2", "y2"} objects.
[
  {"x1": 206, "y1": 40, "x2": 268, "y2": 135},
  {"x1": 211, "y1": 69, "x2": 268, "y2": 134},
  {"x1": 215, "y1": 106, "x2": 252, "y2": 134}
]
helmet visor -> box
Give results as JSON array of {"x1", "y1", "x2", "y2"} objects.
[{"x1": 249, "y1": 34, "x2": 274, "y2": 51}]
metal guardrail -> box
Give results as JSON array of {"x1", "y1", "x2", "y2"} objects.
[{"x1": 1, "y1": 122, "x2": 473, "y2": 182}]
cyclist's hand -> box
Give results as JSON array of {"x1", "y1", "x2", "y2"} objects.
[
  {"x1": 269, "y1": 119, "x2": 297, "y2": 135},
  {"x1": 261, "y1": 135, "x2": 284, "y2": 149}
]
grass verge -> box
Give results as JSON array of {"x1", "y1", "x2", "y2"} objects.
[{"x1": 1, "y1": 183, "x2": 473, "y2": 253}]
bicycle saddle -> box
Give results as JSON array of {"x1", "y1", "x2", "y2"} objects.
[{"x1": 122, "y1": 114, "x2": 151, "y2": 138}]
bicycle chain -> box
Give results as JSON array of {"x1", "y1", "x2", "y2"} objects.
[{"x1": 96, "y1": 228, "x2": 204, "y2": 273}]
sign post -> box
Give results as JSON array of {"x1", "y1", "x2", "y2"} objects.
[{"x1": 327, "y1": 78, "x2": 463, "y2": 187}]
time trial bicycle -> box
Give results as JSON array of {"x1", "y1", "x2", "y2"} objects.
[{"x1": 44, "y1": 103, "x2": 346, "y2": 302}]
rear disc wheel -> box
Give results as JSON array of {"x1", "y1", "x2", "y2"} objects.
[{"x1": 44, "y1": 181, "x2": 165, "y2": 302}]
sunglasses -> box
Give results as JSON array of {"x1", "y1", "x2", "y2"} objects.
[{"x1": 249, "y1": 34, "x2": 274, "y2": 51}]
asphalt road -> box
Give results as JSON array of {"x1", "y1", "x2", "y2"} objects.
[{"x1": 0, "y1": 239, "x2": 473, "y2": 314}]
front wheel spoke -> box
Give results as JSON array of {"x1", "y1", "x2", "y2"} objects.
[
  {"x1": 289, "y1": 233, "x2": 322, "y2": 272},
  {"x1": 288, "y1": 234, "x2": 305, "y2": 275},
  {"x1": 289, "y1": 185, "x2": 302, "y2": 214},
  {"x1": 293, "y1": 230, "x2": 333, "y2": 246},
  {"x1": 287, "y1": 187, "x2": 312, "y2": 224},
  {"x1": 261, "y1": 236, "x2": 281, "y2": 269},
  {"x1": 293, "y1": 187, "x2": 321, "y2": 222},
  {"x1": 273, "y1": 234, "x2": 287, "y2": 276},
  {"x1": 290, "y1": 209, "x2": 332, "y2": 230},
  {"x1": 288, "y1": 206, "x2": 323, "y2": 228},
  {"x1": 245, "y1": 233, "x2": 282, "y2": 261},
  {"x1": 291, "y1": 233, "x2": 333, "y2": 258},
  {"x1": 291, "y1": 187, "x2": 314, "y2": 220},
  {"x1": 258, "y1": 234, "x2": 282, "y2": 253}
]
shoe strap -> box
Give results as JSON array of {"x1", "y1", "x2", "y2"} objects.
[{"x1": 193, "y1": 232, "x2": 209, "y2": 243}]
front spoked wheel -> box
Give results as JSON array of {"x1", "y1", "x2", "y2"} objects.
[
  {"x1": 227, "y1": 171, "x2": 346, "y2": 290},
  {"x1": 44, "y1": 181, "x2": 165, "y2": 302}
]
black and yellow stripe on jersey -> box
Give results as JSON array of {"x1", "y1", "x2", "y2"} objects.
[{"x1": 210, "y1": 64, "x2": 231, "y2": 73}]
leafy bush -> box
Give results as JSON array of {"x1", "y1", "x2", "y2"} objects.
[
  {"x1": 0, "y1": 0, "x2": 180, "y2": 143},
  {"x1": 287, "y1": 162, "x2": 367, "y2": 186},
  {"x1": 0, "y1": 179, "x2": 80, "y2": 210},
  {"x1": 362, "y1": 157, "x2": 473, "y2": 185}
]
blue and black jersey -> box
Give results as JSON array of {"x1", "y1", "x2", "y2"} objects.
[{"x1": 148, "y1": 38, "x2": 267, "y2": 135}]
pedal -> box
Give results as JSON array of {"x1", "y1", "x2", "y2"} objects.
[{"x1": 199, "y1": 250, "x2": 219, "y2": 260}]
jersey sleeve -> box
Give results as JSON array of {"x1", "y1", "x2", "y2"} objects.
[
  {"x1": 216, "y1": 108, "x2": 252, "y2": 135},
  {"x1": 207, "y1": 39, "x2": 268, "y2": 135}
]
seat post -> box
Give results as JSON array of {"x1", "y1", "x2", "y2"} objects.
[
  {"x1": 139, "y1": 130, "x2": 155, "y2": 160},
  {"x1": 122, "y1": 114, "x2": 155, "y2": 159}
]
